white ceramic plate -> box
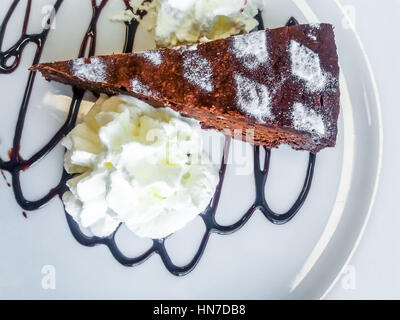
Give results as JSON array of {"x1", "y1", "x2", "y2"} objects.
[{"x1": 0, "y1": 0, "x2": 382, "y2": 299}]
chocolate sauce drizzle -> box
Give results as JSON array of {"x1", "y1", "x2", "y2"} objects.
[{"x1": 0, "y1": 1, "x2": 315, "y2": 276}]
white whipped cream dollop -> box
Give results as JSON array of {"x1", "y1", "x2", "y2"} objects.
[
  {"x1": 112, "y1": 0, "x2": 265, "y2": 47},
  {"x1": 155, "y1": 0, "x2": 265, "y2": 46},
  {"x1": 62, "y1": 94, "x2": 219, "y2": 239}
]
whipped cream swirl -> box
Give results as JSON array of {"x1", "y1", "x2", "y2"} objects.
[{"x1": 62, "y1": 95, "x2": 219, "y2": 239}]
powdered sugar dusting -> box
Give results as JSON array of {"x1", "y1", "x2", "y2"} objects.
[
  {"x1": 309, "y1": 23, "x2": 321, "y2": 30},
  {"x1": 72, "y1": 57, "x2": 106, "y2": 82},
  {"x1": 307, "y1": 23, "x2": 321, "y2": 41},
  {"x1": 289, "y1": 40, "x2": 327, "y2": 92},
  {"x1": 130, "y1": 78, "x2": 159, "y2": 97},
  {"x1": 308, "y1": 32, "x2": 317, "y2": 41},
  {"x1": 173, "y1": 44, "x2": 198, "y2": 53},
  {"x1": 231, "y1": 31, "x2": 269, "y2": 70},
  {"x1": 183, "y1": 52, "x2": 214, "y2": 92},
  {"x1": 234, "y1": 73, "x2": 273, "y2": 123},
  {"x1": 185, "y1": 44, "x2": 198, "y2": 51},
  {"x1": 292, "y1": 102, "x2": 326, "y2": 136},
  {"x1": 137, "y1": 50, "x2": 163, "y2": 66}
]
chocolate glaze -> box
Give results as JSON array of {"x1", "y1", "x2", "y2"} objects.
[
  {"x1": 0, "y1": 0, "x2": 66, "y2": 210},
  {"x1": 0, "y1": 1, "x2": 316, "y2": 276}
]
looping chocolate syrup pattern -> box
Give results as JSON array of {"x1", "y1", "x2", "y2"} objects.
[{"x1": 0, "y1": 1, "x2": 316, "y2": 276}]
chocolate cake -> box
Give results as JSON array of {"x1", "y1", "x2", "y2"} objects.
[{"x1": 31, "y1": 23, "x2": 340, "y2": 153}]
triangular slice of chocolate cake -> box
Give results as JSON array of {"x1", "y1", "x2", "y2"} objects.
[{"x1": 32, "y1": 23, "x2": 340, "y2": 153}]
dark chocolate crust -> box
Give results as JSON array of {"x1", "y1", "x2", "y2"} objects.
[{"x1": 31, "y1": 24, "x2": 340, "y2": 153}]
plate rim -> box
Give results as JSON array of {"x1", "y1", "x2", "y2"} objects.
[
  {"x1": 319, "y1": 0, "x2": 383, "y2": 299},
  {"x1": 288, "y1": 0, "x2": 384, "y2": 299}
]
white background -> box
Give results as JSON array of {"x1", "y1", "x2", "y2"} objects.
[{"x1": 327, "y1": 0, "x2": 400, "y2": 299}]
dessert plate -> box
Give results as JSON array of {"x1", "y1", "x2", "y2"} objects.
[{"x1": 0, "y1": 0, "x2": 382, "y2": 299}]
